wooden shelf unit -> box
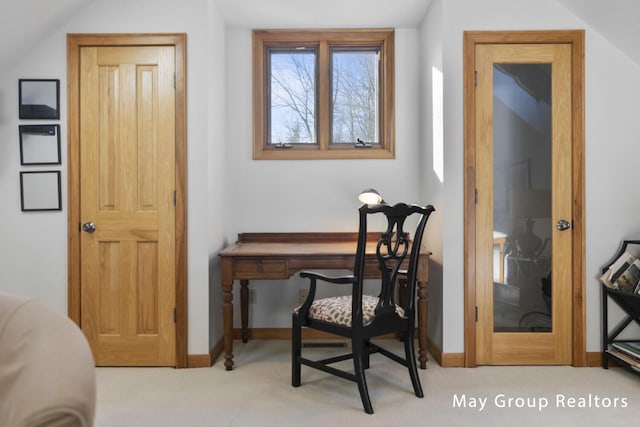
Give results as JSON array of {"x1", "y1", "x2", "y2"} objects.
[{"x1": 601, "y1": 240, "x2": 640, "y2": 373}]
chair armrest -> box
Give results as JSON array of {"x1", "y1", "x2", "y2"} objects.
[
  {"x1": 299, "y1": 271, "x2": 355, "y2": 284},
  {"x1": 296, "y1": 272, "x2": 356, "y2": 318}
]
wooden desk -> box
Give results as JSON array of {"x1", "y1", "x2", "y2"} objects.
[
  {"x1": 219, "y1": 232, "x2": 430, "y2": 370},
  {"x1": 493, "y1": 231, "x2": 508, "y2": 283}
]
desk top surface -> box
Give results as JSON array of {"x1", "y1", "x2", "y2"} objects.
[
  {"x1": 219, "y1": 240, "x2": 362, "y2": 257},
  {"x1": 220, "y1": 233, "x2": 368, "y2": 257},
  {"x1": 219, "y1": 232, "x2": 426, "y2": 258}
]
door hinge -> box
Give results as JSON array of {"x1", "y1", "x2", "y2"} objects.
[
  {"x1": 173, "y1": 72, "x2": 176, "y2": 89},
  {"x1": 475, "y1": 189, "x2": 478, "y2": 204},
  {"x1": 173, "y1": 191, "x2": 176, "y2": 206},
  {"x1": 474, "y1": 70, "x2": 478, "y2": 87},
  {"x1": 173, "y1": 308, "x2": 177, "y2": 323},
  {"x1": 475, "y1": 306, "x2": 478, "y2": 322}
]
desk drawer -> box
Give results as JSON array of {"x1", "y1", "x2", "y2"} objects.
[{"x1": 234, "y1": 259, "x2": 286, "y2": 279}]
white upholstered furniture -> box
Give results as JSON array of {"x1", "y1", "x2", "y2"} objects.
[{"x1": 0, "y1": 292, "x2": 96, "y2": 427}]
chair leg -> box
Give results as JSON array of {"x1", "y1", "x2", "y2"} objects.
[
  {"x1": 353, "y1": 340, "x2": 374, "y2": 414},
  {"x1": 363, "y1": 339, "x2": 371, "y2": 369},
  {"x1": 404, "y1": 333, "x2": 424, "y2": 398},
  {"x1": 292, "y1": 314, "x2": 301, "y2": 387}
]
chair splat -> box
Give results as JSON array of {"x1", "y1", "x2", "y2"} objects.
[{"x1": 292, "y1": 201, "x2": 435, "y2": 414}]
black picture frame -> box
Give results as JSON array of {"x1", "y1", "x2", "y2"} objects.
[
  {"x1": 19, "y1": 124, "x2": 61, "y2": 165},
  {"x1": 19, "y1": 79, "x2": 60, "y2": 120},
  {"x1": 20, "y1": 171, "x2": 62, "y2": 212}
]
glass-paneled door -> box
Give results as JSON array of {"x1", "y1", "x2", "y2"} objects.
[{"x1": 475, "y1": 44, "x2": 573, "y2": 365}]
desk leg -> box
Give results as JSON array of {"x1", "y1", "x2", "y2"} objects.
[
  {"x1": 222, "y1": 280, "x2": 235, "y2": 370},
  {"x1": 417, "y1": 280, "x2": 428, "y2": 369},
  {"x1": 240, "y1": 280, "x2": 249, "y2": 343}
]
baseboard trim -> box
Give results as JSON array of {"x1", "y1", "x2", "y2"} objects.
[
  {"x1": 426, "y1": 336, "x2": 442, "y2": 365},
  {"x1": 586, "y1": 351, "x2": 603, "y2": 367},
  {"x1": 207, "y1": 330, "x2": 347, "y2": 367},
  {"x1": 588, "y1": 351, "x2": 629, "y2": 368},
  {"x1": 210, "y1": 337, "x2": 224, "y2": 365},
  {"x1": 193, "y1": 333, "x2": 594, "y2": 369},
  {"x1": 428, "y1": 336, "x2": 600, "y2": 368},
  {"x1": 187, "y1": 354, "x2": 211, "y2": 368},
  {"x1": 188, "y1": 339, "x2": 224, "y2": 368},
  {"x1": 189, "y1": 329, "x2": 356, "y2": 368},
  {"x1": 233, "y1": 328, "x2": 335, "y2": 340},
  {"x1": 426, "y1": 336, "x2": 464, "y2": 367},
  {"x1": 441, "y1": 352, "x2": 466, "y2": 367}
]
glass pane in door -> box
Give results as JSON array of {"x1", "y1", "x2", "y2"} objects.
[{"x1": 493, "y1": 63, "x2": 552, "y2": 332}]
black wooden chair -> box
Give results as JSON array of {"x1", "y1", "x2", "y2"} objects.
[{"x1": 292, "y1": 202, "x2": 435, "y2": 414}]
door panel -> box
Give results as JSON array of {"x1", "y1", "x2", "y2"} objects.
[
  {"x1": 79, "y1": 46, "x2": 176, "y2": 366},
  {"x1": 475, "y1": 44, "x2": 572, "y2": 365}
]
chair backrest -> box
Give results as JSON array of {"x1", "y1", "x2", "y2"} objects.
[{"x1": 352, "y1": 203, "x2": 435, "y2": 328}]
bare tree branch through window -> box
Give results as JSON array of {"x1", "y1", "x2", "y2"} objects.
[{"x1": 253, "y1": 29, "x2": 395, "y2": 160}]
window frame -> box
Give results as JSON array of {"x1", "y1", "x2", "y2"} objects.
[{"x1": 252, "y1": 29, "x2": 395, "y2": 160}]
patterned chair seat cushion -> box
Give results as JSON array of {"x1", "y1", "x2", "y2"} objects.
[{"x1": 295, "y1": 294, "x2": 405, "y2": 327}]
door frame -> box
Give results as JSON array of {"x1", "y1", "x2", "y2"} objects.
[
  {"x1": 463, "y1": 30, "x2": 585, "y2": 367},
  {"x1": 66, "y1": 33, "x2": 188, "y2": 368}
]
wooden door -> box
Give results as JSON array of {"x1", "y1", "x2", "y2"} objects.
[
  {"x1": 78, "y1": 45, "x2": 176, "y2": 366},
  {"x1": 474, "y1": 43, "x2": 573, "y2": 365}
]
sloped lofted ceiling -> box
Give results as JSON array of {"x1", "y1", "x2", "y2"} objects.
[
  {"x1": 1, "y1": 1, "x2": 639, "y2": 71},
  {"x1": 0, "y1": 0, "x2": 431, "y2": 72},
  {"x1": 0, "y1": 0, "x2": 90, "y2": 71},
  {"x1": 557, "y1": 0, "x2": 640, "y2": 65}
]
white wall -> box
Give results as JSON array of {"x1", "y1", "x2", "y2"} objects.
[
  {"x1": 0, "y1": 0, "x2": 222, "y2": 355},
  {"x1": 222, "y1": 26, "x2": 425, "y2": 328},
  {"x1": 433, "y1": 0, "x2": 640, "y2": 353},
  {"x1": 582, "y1": 28, "x2": 640, "y2": 342},
  {"x1": 207, "y1": 0, "x2": 228, "y2": 345},
  {"x1": 3, "y1": 0, "x2": 640, "y2": 360},
  {"x1": 419, "y1": 0, "x2": 444, "y2": 349}
]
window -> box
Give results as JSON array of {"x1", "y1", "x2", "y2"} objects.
[{"x1": 253, "y1": 29, "x2": 395, "y2": 160}]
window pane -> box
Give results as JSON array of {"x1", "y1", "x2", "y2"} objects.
[
  {"x1": 268, "y1": 50, "x2": 316, "y2": 144},
  {"x1": 331, "y1": 49, "x2": 379, "y2": 144}
]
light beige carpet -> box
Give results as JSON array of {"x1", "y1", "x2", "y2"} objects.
[{"x1": 95, "y1": 340, "x2": 639, "y2": 426}]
